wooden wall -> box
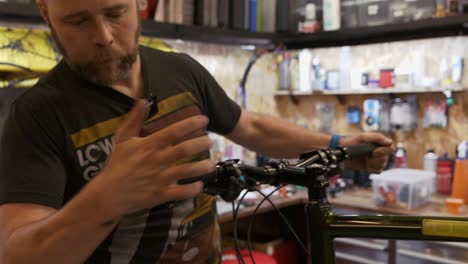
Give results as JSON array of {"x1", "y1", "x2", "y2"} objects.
[
  {"x1": 274, "y1": 92, "x2": 467, "y2": 169},
  {"x1": 168, "y1": 36, "x2": 467, "y2": 170}
]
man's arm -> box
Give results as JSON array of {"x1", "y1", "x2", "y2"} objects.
[
  {"x1": 226, "y1": 110, "x2": 333, "y2": 158},
  {"x1": 0, "y1": 188, "x2": 119, "y2": 264},
  {"x1": 226, "y1": 110, "x2": 394, "y2": 173},
  {"x1": 0, "y1": 100, "x2": 210, "y2": 263}
]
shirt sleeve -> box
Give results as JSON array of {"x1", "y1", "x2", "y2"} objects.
[
  {"x1": 177, "y1": 53, "x2": 242, "y2": 135},
  {"x1": 0, "y1": 95, "x2": 67, "y2": 209}
]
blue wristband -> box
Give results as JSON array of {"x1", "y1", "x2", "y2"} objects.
[{"x1": 328, "y1": 134, "x2": 343, "y2": 149}]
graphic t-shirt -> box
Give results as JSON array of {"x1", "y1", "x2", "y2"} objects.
[{"x1": 0, "y1": 46, "x2": 242, "y2": 263}]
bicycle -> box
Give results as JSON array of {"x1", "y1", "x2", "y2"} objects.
[{"x1": 182, "y1": 143, "x2": 468, "y2": 263}]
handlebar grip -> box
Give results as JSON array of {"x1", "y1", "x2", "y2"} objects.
[
  {"x1": 346, "y1": 143, "x2": 378, "y2": 159},
  {"x1": 178, "y1": 170, "x2": 217, "y2": 185}
]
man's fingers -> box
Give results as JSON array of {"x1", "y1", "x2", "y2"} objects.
[
  {"x1": 342, "y1": 132, "x2": 393, "y2": 173},
  {"x1": 366, "y1": 156, "x2": 388, "y2": 173},
  {"x1": 164, "y1": 182, "x2": 204, "y2": 201},
  {"x1": 114, "y1": 99, "x2": 149, "y2": 143},
  {"x1": 372, "y1": 145, "x2": 395, "y2": 158},
  {"x1": 359, "y1": 132, "x2": 393, "y2": 146},
  {"x1": 147, "y1": 115, "x2": 209, "y2": 148},
  {"x1": 159, "y1": 136, "x2": 212, "y2": 165},
  {"x1": 160, "y1": 159, "x2": 215, "y2": 183}
]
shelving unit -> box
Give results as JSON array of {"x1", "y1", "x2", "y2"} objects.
[
  {"x1": 282, "y1": 15, "x2": 468, "y2": 49},
  {"x1": 1, "y1": 2, "x2": 467, "y2": 49},
  {"x1": 0, "y1": 2, "x2": 42, "y2": 22},
  {"x1": 274, "y1": 86, "x2": 467, "y2": 96},
  {"x1": 140, "y1": 21, "x2": 279, "y2": 48},
  {"x1": 0, "y1": 2, "x2": 280, "y2": 48}
]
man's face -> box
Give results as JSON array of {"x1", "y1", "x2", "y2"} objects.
[{"x1": 39, "y1": 0, "x2": 140, "y2": 86}]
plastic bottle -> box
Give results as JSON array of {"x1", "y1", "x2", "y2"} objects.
[
  {"x1": 424, "y1": 150, "x2": 438, "y2": 173},
  {"x1": 279, "y1": 52, "x2": 290, "y2": 91},
  {"x1": 451, "y1": 141, "x2": 468, "y2": 204},
  {"x1": 435, "y1": 0, "x2": 447, "y2": 17},
  {"x1": 339, "y1": 46, "x2": 352, "y2": 90},
  {"x1": 424, "y1": 149, "x2": 438, "y2": 192},
  {"x1": 323, "y1": 0, "x2": 341, "y2": 31},
  {"x1": 393, "y1": 143, "x2": 408, "y2": 169},
  {"x1": 300, "y1": 3, "x2": 320, "y2": 33},
  {"x1": 457, "y1": 141, "x2": 468, "y2": 159},
  {"x1": 298, "y1": 49, "x2": 312, "y2": 92}
]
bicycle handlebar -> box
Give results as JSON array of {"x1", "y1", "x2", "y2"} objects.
[
  {"x1": 345, "y1": 142, "x2": 378, "y2": 160},
  {"x1": 179, "y1": 143, "x2": 378, "y2": 202}
]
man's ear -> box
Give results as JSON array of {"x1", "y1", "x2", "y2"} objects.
[{"x1": 36, "y1": 0, "x2": 50, "y2": 25}]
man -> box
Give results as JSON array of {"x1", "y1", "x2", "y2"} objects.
[{"x1": 0, "y1": 0, "x2": 393, "y2": 263}]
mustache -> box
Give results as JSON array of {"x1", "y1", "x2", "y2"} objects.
[{"x1": 85, "y1": 49, "x2": 122, "y2": 63}]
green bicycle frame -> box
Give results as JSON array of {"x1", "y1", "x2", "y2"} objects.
[
  {"x1": 307, "y1": 187, "x2": 468, "y2": 264},
  {"x1": 219, "y1": 145, "x2": 468, "y2": 263}
]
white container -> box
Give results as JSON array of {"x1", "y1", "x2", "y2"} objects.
[
  {"x1": 298, "y1": 49, "x2": 312, "y2": 92},
  {"x1": 339, "y1": 46, "x2": 352, "y2": 90},
  {"x1": 323, "y1": 0, "x2": 341, "y2": 31},
  {"x1": 458, "y1": 140, "x2": 468, "y2": 159},
  {"x1": 370, "y1": 169, "x2": 435, "y2": 210},
  {"x1": 423, "y1": 150, "x2": 438, "y2": 192}
]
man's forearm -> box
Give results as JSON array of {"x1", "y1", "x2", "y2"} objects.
[
  {"x1": 4, "y1": 183, "x2": 120, "y2": 264},
  {"x1": 228, "y1": 111, "x2": 333, "y2": 158}
]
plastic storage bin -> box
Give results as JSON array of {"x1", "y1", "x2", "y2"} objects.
[{"x1": 370, "y1": 169, "x2": 435, "y2": 210}]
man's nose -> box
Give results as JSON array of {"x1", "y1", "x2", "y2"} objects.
[{"x1": 92, "y1": 19, "x2": 114, "y2": 47}]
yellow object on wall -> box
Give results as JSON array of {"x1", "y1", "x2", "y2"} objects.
[
  {"x1": 0, "y1": 78, "x2": 40, "y2": 89},
  {"x1": 0, "y1": 26, "x2": 174, "y2": 88},
  {"x1": 140, "y1": 36, "x2": 174, "y2": 52},
  {"x1": 0, "y1": 27, "x2": 60, "y2": 73},
  {"x1": 0, "y1": 27, "x2": 174, "y2": 72}
]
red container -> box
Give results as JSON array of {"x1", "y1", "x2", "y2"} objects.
[
  {"x1": 140, "y1": 0, "x2": 158, "y2": 20},
  {"x1": 437, "y1": 158, "x2": 454, "y2": 195},
  {"x1": 222, "y1": 250, "x2": 277, "y2": 264},
  {"x1": 379, "y1": 69, "x2": 394, "y2": 88}
]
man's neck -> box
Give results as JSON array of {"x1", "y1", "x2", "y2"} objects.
[{"x1": 112, "y1": 55, "x2": 144, "y2": 99}]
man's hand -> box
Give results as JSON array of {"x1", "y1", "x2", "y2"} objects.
[
  {"x1": 85, "y1": 99, "x2": 213, "y2": 220},
  {"x1": 340, "y1": 132, "x2": 394, "y2": 174}
]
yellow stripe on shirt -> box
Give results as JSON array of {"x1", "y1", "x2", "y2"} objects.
[{"x1": 71, "y1": 92, "x2": 198, "y2": 148}]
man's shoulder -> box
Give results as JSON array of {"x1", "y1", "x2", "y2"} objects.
[
  {"x1": 11, "y1": 85, "x2": 57, "y2": 117},
  {"x1": 139, "y1": 45, "x2": 178, "y2": 59},
  {"x1": 37, "y1": 60, "x2": 74, "y2": 87},
  {"x1": 139, "y1": 45, "x2": 199, "y2": 70},
  {"x1": 12, "y1": 63, "x2": 69, "y2": 113}
]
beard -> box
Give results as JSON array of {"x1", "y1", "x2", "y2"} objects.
[
  {"x1": 70, "y1": 47, "x2": 138, "y2": 87},
  {"x1": 49, "y1": 19, "x2": 140, "y2": 87}
]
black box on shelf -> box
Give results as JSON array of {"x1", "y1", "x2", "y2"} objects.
[
  {"x1": 357, "y1": 0, "x2": 391, "y2": 27},
  {"x1": 461, "y1": 0, "x2": 468, "y2": 14},
  {"x1": 341, "y1": 0, "x2": 360, "y2": 29}
]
